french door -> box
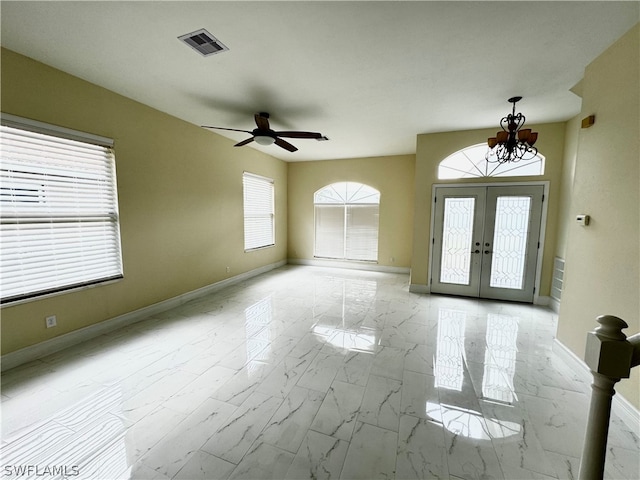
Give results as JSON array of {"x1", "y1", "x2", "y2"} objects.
[{"x1": 430, "y1": 185, "x2": 544, "y2": 302}]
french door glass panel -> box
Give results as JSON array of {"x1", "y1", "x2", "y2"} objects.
[
  {"x1": 440, "y1": 197, "x2": 475, "y2": 285},
  {"x1": 431, "y1": 185, "x2": 543, "y2": 302},
  {"x1": 489, "y1": 196, "x2": 532, "y2": 289},
  {"x1": 431, "y1": 187, "x2": 486, "y2": 298}
]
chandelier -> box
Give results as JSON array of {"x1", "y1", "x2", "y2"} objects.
[{"x1": 486, "y1": 96, "x2": 538, "y2": 163}]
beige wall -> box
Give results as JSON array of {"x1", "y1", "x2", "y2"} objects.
[
  {"x1": 1, "y1": 49, "x2": 288, "y2": 354},
  {"x1": 555, "y1": 115, "x2": 581, "y2": 257},
  {"x1": 287, "y1": 155, "x2": 415, "y2": 268},
  {"x1": 557, "y1": 24, "x2": 639, "y2": 409},
  {"x1": 411, "y1": 122, "x2": 566, "y2": 295},
  {"x1": 3, "y1": 23, "x2": 639, "y2": 412}
]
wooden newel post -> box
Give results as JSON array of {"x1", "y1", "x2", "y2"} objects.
[{"x1": 578, "y1": 315, "x2": 633, "y2": 480}]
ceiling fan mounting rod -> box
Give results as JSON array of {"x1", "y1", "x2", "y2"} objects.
[{"x1": 253, "y1": 129, "x2": 275, "y2": 137}]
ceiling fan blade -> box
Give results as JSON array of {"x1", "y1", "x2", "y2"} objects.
[
  {"x1": 234, "y1": 137, "x2": 255, "y2": 147},
  {"x1": 275, "y1": 137, "x2": 298, "y2": 152},
  {"x1": 274, "y1": 131, "x2": 324, "y2": 139},
  {"x1": 202, "y1": 126, "x2": 252, "y2": 134},
  {"x1": 254, "y1": 113, "x2": 270, "y2": 131}
]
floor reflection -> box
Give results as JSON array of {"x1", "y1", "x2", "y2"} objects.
[
  {"x1": 244, "y1": 296, "x2": 273, "y2": 375},
  {"x1": 312, "y1": 277, "x2": 379, "y2": 353},
  {"x1": 313, "y1": 324, "x2": 377, "y2": 353},
  {"x1": 2, "y1": 267, "x2": 636, "y2": 479},
  {"x1": 434, "y1": 308, "x2": 466, "y2": 391},
  {"x1": 483, "y1": 313, "x2": 519, "y2": 404},
  {"x1": 427, "y1": 400, "x2": 521, "y2": 440},
  {"x1": 431, "y1": 307, "x2": 522, "y2": 440}
]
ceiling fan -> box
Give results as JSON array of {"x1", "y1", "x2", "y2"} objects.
[{"x1": 202, "y1": 112, "x2": 329, "y2": 152}]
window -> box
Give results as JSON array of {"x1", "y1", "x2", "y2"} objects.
[
  {"x1": 243, "y1": 172, "x2": 274, "y2": 250},
  {"x1": 438, "y1": 144, "x2": 545, "y2": 179},
  {"x1": 1, "y1": 114, "x2": 123, "y2": 304},
  {"x1": 314, "y1": 182, "x2": 380, "y2": 261}
]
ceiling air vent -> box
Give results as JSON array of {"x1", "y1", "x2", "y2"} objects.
[{"x1": 178, "y1": 28, "x2": 229, "y2": 57}]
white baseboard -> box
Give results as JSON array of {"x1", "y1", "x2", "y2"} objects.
[
  {"x1": 548, "y1": 297, "x2": 561, "y2": 313},
  {"x1": 1, "y1": 260, "x2": 287, "y2": 371},
  {"x1": 409, "y1": 284, "x2": 430, "y2": 294},
  {"x1": 553, "y1": 338, "x2": 640, "y2": 433},
  {"x1": 287, "y1": 258, "x2": 410, "y2": 274}
]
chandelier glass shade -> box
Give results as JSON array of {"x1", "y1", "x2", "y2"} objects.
[{"x1": 486, "y1": 96, "x2": 539, "y2": 164}]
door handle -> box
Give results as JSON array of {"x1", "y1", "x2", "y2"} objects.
[
  {"x1": 471, "y1": 249, "x2": 480, "y2": 254},
  {"x1": 484, "y1": 250, "x2": 492, "y2": 254}
]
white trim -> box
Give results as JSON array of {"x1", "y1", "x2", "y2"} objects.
[
  {"x1": 1, "y1": 277, "x2": 123, "y2": 308},
  {"x1": 1, "y1": 121, "x2": 123, "y2": 304},
  {"x1": 438, "y1": 143, "x2": 546, "y2": 179},
  {"x1": 287, "y1": 258, "x2": 409, "y2": 274},
  {"x1": 242, "y1": 170, "x2": 274, "y2": 184},
  {"x1": 428, "y1": 181, "x2": 550, "y2": 303},
  {"x1": 553, "y1": 339, "x2": 640, "y2": 433},
  {"x1": 549, "y1": 297, "x2": 561, "y2": 313},
  {"x1": 534, "y1": 182, "x2": 550, "y2": 304},
  {"x1": 426, "y1": 184, "x2": 438, "y2": 292},
  {"x1": 0, "y1": 260, "x2": 286, "y2": 371},
  {"x1": 313, "y1": 182, "x2": 381, "y2": 261},
  {"x1": 552, "y1": 338, "x2": 592, "y2": 382},
  {"x1": 1, "y1": 112, "x2": 113, "y2": 147},
  {"x1": 243, "y1": 171, "x2": 275, "y2": 251}
]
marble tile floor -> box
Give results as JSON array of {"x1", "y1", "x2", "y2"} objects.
[{"x1": 1, "y1": 266, "x2": 639, "y2": 480}]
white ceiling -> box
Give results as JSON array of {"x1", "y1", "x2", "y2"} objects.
[{"x1": 2, "y1": 1, "x2": 638, "y2": 161}]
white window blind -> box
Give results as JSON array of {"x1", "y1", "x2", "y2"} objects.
[
  {"x1": 314, "y1": 182, "x2": 380, "y2": 262},
  {"x1": 314, "y1": 205, "x2": 345, "y2": 259},
  {"x1": 1, "y1": 115, "x2": 123, "y2": 304},
  {"x1": 346, "y1": 205, "x2": 379, "y2": 261},
  {"x1": 243, "y1": 172, "x2": 274, "y2": 250}
]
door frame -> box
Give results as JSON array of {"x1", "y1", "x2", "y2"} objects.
[{"x1": 427, "y1": 181, "x2": 550, "y2": 304}]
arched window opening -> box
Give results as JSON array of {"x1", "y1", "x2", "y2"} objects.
[
  {"x1": 438, "y1": 144, "x2": 545, "y2": 180},
  {"x1": 314, "y1": 182, "x2": 380, "y2": 262}
]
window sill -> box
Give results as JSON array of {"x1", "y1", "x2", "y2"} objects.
[
  {"x1": 244, "y1": 244, "x2": 276, "y2": 253},
  {"x1": 1, "y1": 276, "x2": 124, "y2": 308}
]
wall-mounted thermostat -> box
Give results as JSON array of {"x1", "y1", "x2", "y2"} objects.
[{"x1": 576, "y1": 214, "x2": 590, "y2": 226}]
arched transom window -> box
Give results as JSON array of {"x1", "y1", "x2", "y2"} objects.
[
  {"x1": 438, "y1": 144, "x2": 545, "y2": 179},
  {"x1": 314, "y1": 182, "x2": 380, "y2": 261}
]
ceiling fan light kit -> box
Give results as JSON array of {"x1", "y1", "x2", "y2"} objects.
[
  {"x1": 486, "y1": 96, "x2": 539, "y2": 164},
  {"x1": 202, "y1": 112, "x2": 328, "y2": 153},
  {"x1": 254, "y1": 135, "x2": 276, "y2": 146}
]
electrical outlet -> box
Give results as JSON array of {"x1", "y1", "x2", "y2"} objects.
[
  {"x1": 45, "y1": 315, "x2": 57, "y2": 328},
  {"x1": 226, "y1": 266, "x2": 231, "y2": 273}
]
